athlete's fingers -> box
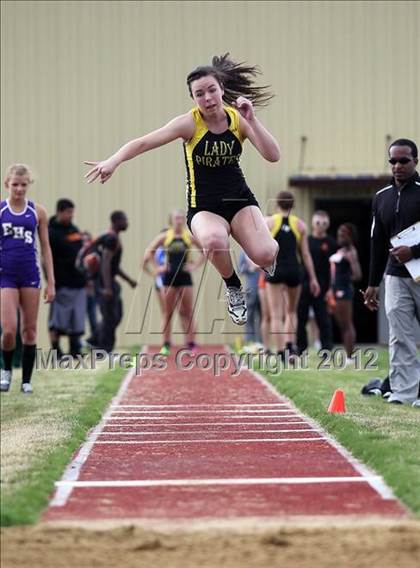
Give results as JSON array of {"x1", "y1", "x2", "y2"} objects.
[
  {"x1": 84, "y1": 164, "x2": 100, "y2": 179},
  {"x1": 87, "y1": 169, "x2": 102, "y2": 184},
  {"x1": 84, "y1": 166, "x2": 98, "y2": 179}
]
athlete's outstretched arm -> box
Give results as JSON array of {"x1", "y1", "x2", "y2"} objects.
[
  {"x1": 85, "y1": 113, "x2": 195, "y2": 184},
  {"x1": 236, "y1": 97, "x2": 280, "y2": 163},
  {"x1": 36, "y1": 205, "x2": 56, "y2": 303}
]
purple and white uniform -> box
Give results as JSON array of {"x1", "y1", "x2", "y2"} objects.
[{"x1": 0, "y1": 199, "x2": 41, "y2": 288}]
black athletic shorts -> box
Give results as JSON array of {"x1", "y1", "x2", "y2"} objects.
[
  {"x1": 333, "y1": 284, "x2": 354, "y2": 301},
  {"x1": 187, "y1": 195, "x2": 260, "y2": 232},
  {"x1": 266, "y1": 265, "x2": 303, "y2": 287},
  {"x1": 162, "y1": 271, "x2": 192, "y2": 288}
]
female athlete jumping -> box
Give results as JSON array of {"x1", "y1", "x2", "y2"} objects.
[{"x1": 85, "y1": 54, "x2": 280, "y2": 325}]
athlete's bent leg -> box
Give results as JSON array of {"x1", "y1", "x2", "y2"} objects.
[
  {"x1": 190, "y1": 212, "x2": 234, "y2": 278},
  {"x1": 230, "y1": 206, "x2": 278, "y2": 268}
]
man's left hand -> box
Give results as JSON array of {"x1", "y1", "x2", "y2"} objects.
[{"x1": 389, "y1": 246, "x2": 413, "y2": 264}]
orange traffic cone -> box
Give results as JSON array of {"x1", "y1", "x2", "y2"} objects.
[{"x1": 327, "y1": 389, "x2": 346, "y2": 414}]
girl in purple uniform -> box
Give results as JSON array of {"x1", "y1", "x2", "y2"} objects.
[{"x1": 0, "y1": 164, "x2": 55, "y2": 393}]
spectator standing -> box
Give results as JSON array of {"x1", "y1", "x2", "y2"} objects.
[
  {"x1": 329, "y1": 223, "x2": 362, "y2": 361},
  {"x1": 297, "y1": 210, "x2": 337, "y2": 354},
  {"x1": 48, "y1": 199, "x2": 86, "y2": 358},
  {"x1": 364, "y1": 138, "x2": 420, "y2": 406}
]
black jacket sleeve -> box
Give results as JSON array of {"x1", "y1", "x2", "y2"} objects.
[{"x1": 368, "y1": 195, "x2": 389, "y2": 287}]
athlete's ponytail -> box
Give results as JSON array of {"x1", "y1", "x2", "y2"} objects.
[{"x1": 187, "y1": 53, "x2": 274, "y2": 108}]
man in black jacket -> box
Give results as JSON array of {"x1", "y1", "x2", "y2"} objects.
[
  {"x1": 48, "y1": 199, "x2": 86, "y2": 358},
  {"x1": 364, "y1": 139, "x2": 420, "y2": 406}
]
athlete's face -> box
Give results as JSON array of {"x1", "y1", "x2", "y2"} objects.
[
  {"x1": 312, "y1": 214, "x2": 329, "y2": 235},
  {"x1": 171, "y1": 211, "x2": 186, "y2": 231},
  {"x1": 337, "y1": 225, "x2": 351, "y2": 247},
  {"x1": 190, "y1": 75, "x2": 224, "y2": 116},
  {"x1": 5, "y1": 174, "x2": 30, "y2": 200}
]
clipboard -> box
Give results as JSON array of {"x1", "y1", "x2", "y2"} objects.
[{"x1": 390, "y1": 222, "x2": 420, "y2": 282}]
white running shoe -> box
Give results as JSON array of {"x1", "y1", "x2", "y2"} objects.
[
  {"x1": 412, "y1": 399, "x2": 420, "y2": 408},
  {"x1": 226, "y1": 287, "x2": 247, "y2": 326},
  {"x1": 0, "y1": 370, "x2": 12, "y2": 392},
  {"x1": 21, "y1": 383, "x2": 33, "y2": 394}
]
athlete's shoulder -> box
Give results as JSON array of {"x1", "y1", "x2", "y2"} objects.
[
  {"x1": 182, "y1": 228, "x2": 192, "y2": 246},
  {"x1": 34, "y1": 202, "x2": 47, "y2": 220},
  {"x1": 375, "y1": 183, "x2": 393, "y2": 197},
  {"x1": 163, "y1": 227, "x2": 174, "y2": 246}
]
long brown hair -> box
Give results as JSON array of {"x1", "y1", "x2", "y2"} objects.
[{"x1": 187, "y1": 53, "x2": 274, "y2": 108}]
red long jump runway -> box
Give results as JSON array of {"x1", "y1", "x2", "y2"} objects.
[{"x1": 44, "y1": 345, "x2": 408, "y2": 522}]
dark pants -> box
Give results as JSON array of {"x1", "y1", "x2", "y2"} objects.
[
  {"x1": 95, "y1": 281, "x2": 123, "y2": 353},
  {"x1": 297, "y1": 283, "x2": 333, "y2": 354},
  {"x1": 245, "y1": 285, "x2": 262, "y2": 343}
]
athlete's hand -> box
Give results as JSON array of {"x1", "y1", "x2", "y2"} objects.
[
  {"x1": 362, "y1": 286, "x2": 379, "y2": 311},
  {"x1": 44, "y1": 283, "x2": 56, "y2": 304},
  {"x1": 102, "y1": 287, "x2": 113, "y2": 300},
  {"x1": 155, "y1": 265, "x2": 166, "y2": 275},
  {"x1": 234, "y1": 96, "x2": 255, "y2": 122},
  {"x1": 310, "y1": 277, "x2": 321, "y2": 298},
  {"x1": 84, "y1": 157, "x2": 119, "y2": 184}
]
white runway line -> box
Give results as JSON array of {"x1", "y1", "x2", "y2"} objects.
[
  {"x1": 98, "y1": 428, "x2": 317, "y2": 435},
  {"x1": 102, "y1": 420, "x2": 306, "y2": 427},
  {"x1": 55, "y1": 476, "x2": 383, "y2": 489},
  {"x1": 112, "y1": 403, "x2": 289, "y2": 408},
  {"x1": 49, "y1": 366, "x2": 137, "y2": 507},
  {"x1": 93, "y1": 437, "x2": 325, "y2": 445},
  {"x1": 110, "y1": 409, "x2": 294, "y2": 414},
  {"x1": 105, "y1": 414, "x2": 301, "y2": 421}
]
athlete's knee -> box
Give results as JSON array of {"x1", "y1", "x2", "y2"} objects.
[
  {"x1": 253, "y1": 242, "x2": 278, "y2": 268},
  {"x1": 200, "y1": 233, "x2": 229, "y2": 254},
  {"x1": 1, "y1": 329, "x2": 17, "y2": 348},
  {"x1": 21, "y1": 326, "x2": 37, "y2": 344}
]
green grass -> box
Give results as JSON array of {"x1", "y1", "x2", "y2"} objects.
[
  {"x1": 254, "y1": 346, "x2": 420, "y2": 515},
  {"x1": 0, "y1": 363, "x2": 127, "y2": 526}
]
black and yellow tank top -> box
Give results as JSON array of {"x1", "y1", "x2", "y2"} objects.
[
  {"x1": 270, "y1": 214, "x2": 302, "y2": 266},
  {"x1": 183, "y1": 106, "x2": 251, "y2": 209},
  {"x1": 163, "y1": 228, "x2": 191, "y2": 274}
]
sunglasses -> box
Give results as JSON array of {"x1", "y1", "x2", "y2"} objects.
[{"x1": 388, "y1": 157, "x2": 412, "y2": 165}]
